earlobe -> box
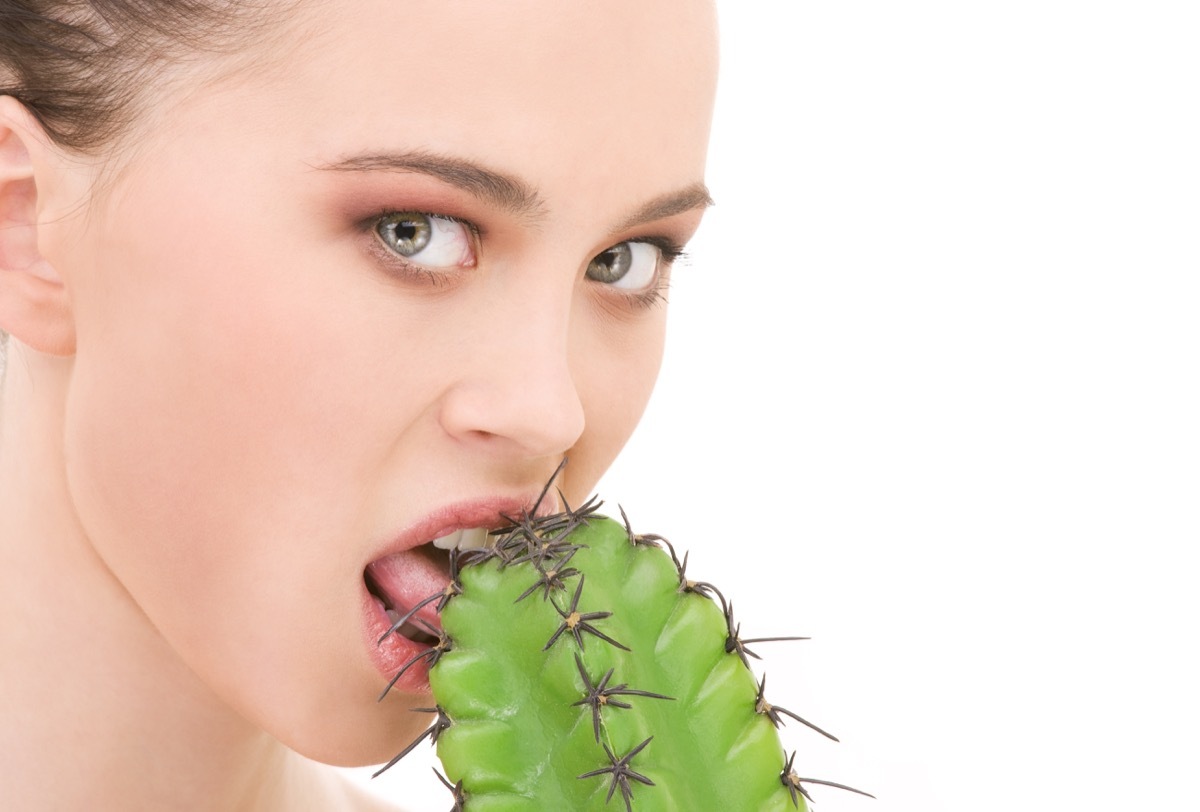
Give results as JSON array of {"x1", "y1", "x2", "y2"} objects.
[{"x1": 0, "y1": 97, "x2": 75, "y2": 355}]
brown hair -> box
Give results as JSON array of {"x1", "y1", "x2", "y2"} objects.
[{"x1": 0, "y1": 1, "x2": 292, "y2": 155}]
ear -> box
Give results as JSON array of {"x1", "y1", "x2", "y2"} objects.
[{"x1": 0, "y1": 96, "x2": 75, "y2": 355}]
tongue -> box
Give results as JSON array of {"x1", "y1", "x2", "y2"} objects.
[{"x1": 365, "y1": 546, "x2": 451, "y2": 633}]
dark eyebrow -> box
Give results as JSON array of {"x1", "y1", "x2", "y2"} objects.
[
  {"x1": 613, "y1": 183, "x2": 713, "y2": 233},
  {"x1": 316, "y1": 149, "x2": 711, "y2": 231},
  {"x1": 316, "y1": 149, "x2": 546, "y2": 219}
]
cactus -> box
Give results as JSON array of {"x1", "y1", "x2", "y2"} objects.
[{"x1": 375, "y1": 492, "x2": 870, "y2": 810}]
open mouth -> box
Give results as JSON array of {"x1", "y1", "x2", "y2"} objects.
[
  {"x1": 363, "y1": 525, "x2": 503, "y2": 650},
  {"x1": 364, "y1": 567, "x2": 442, "y2": 647}
]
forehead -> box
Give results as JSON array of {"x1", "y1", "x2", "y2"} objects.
[{"x1": 226, "y1": 0, "x2": 717, "y2": 193}]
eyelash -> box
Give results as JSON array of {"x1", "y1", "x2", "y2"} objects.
[
  {"x1": 365, "y1": 210, "x2": 479, "y2": 286},
  {"x1": 622, "y1": 236, "x2": 686, "y2": 311},
  {"x1": 364, "y1": 210, "x2": 687, "y2": 309}
]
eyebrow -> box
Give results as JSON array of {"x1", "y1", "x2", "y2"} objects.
[
  {"x1": 316, "y1": 149, "x2": 712, "y2": 230},
  {"x1": 317, "y1": 149, "x2": 546, "y2": 219},
  {"x1": 613, "y1": 183, "x2": 714, "y2": 234}
]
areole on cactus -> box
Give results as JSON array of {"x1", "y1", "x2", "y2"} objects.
[{"x1": 374, "y1": 471, "x2": 871, "y2": 810}]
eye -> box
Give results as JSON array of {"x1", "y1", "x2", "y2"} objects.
[
  {"x1": 374, "y1": 212, "x2": 475, "y2": 268},
  {"x1": 585, "y1": 241, "x2": 662, "y2": 290}
]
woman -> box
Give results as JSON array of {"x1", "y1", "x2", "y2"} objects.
[{"x1": 0, "y1": 0, "x2": 718, "y2": 808}]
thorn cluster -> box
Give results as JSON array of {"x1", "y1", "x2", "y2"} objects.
[
  {"x1": 572, "y1": 653, "x2": 673, "y2": 742},
  {"x1": 618, "y1": 504, "x2": 667, "y2": 549},
  {"x1": 755, "y1": 674, "x2": 839, "y2": 742},
  {"x1": 464, "y1": 489, "x2": 601, "y2": 571},
  {"x1": 514, "y1": 545, "x2": 582, "y2": 602},
  {"x1": 780, "y1": 749, "x2": 876, "y2": 807},
  {"x1": 544, "y1": 575, "x2": 629, "y2": 652},
  {"x1": 718, "y1": 594, "x2": 809, "y2": 669},
  {"x1": 578, "y1": 737, "x2": 656, "y2": 812}
]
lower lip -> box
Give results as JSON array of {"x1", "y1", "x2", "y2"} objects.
[{"x1": 361, "y1": 586, "x2": 437, "y2": 693}]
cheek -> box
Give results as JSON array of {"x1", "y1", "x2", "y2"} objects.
[
  {"x1": 63, "y1": 171, "x2": 409, "y2": 565},
  {"x1": 65, "y1": 212, "x2": 321, "y2": 558},
  {"x1": 60, "y1": 236, "x2": 339, "y2": 669},
  {"x1": 58, "y1": 205, "x2": 438, "y2": 761},
  {"x1": 65, "y1": 198, "x2": 351, "y2": 649}
]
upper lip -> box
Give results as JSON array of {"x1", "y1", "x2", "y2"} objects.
[{"x1": 365, "y1": 492, "x2": 561, "y2": 565}]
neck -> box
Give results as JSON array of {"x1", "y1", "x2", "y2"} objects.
[{"x1": 0, "y1": 347, "x2": 331, "y2": 811}]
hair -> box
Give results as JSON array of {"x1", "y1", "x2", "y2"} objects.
[{"x1": 0, "y1": 1, "x2": 297, "y2": 155}]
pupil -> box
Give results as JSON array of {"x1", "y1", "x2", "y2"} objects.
[
  {"x1": 379, "y1": 213, "x2": 431, "y2": 256},
  {"x1": 588, "y1": 242, "x2": 632, "y2": 283}
]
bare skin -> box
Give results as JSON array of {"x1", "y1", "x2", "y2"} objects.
[{"x1": 0, "y1": 0, "x2": 717, "y2": 809}]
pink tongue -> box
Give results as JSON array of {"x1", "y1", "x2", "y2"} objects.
[{"x1": 366, "y1": 547, "x2": 451, "y2": 631}]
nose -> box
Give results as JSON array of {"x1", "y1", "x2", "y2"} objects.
[{"x1": 437, "y1": 292, "x2": 586, "y2": 460}]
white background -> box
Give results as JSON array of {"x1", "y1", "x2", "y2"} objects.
[{"x1": 353, "y1": 2, "x2": 1200, "y2": 809}]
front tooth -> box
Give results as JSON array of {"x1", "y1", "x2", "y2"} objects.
[
  {"x1": 432, "y1": 529, "x2": 464, "y2": 550},
  {"x1": 458, "y1": 527, "x2": 490, "y2": 550}
]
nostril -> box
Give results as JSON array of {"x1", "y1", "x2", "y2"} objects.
[{"x1": 438, "y1": 374, "x2": 585, "y2": 458}]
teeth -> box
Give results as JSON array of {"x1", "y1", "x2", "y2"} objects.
[
  {"x1": 432, "y1": 529, "x2": 463, "y2": 550},
  {"x1": 431, "y1": 526, "x2": 492, "y2": 551},
  {"x1": 459, "y1": 527, "x2": 490, "y2": 550}
]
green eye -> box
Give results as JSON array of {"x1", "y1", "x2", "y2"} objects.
[
  {"x1": 376, "y1": 213, "x2": 433, "y2": 257},
  {"x1": 373, "y1": 212, "x2": 475, "y2": 270},
  {"x1": 585, "y1": 241, "x2": 661, "y2": 290}
]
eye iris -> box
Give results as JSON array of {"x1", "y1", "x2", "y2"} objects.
[
  {"x1": 378, "y1": 213, "x2": 432, "y2": 257},
  {"x1": 586, "y1": 243, "x2": 632, "y2": 283}
]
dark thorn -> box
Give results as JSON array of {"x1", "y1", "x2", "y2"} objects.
[
  {"x1": 794, "y1": 777, "x2": 877, "y2": 799},
  {"x1": 377, "y1": 633, "x2": 451, "y2": 701},
  {"x1": 618, "y1": 503, "x2": 667, "y2": 549},
  {"x1": 781, "y1": 750, "x2": 876, "y2": 804},
  {"x1": 578, "y1": 737, "x2": 655, "y2": 812},
  {"x1": 557, "y1": 487, "x2": 574, "y2": 516},
  {"x1": 532, "y1": 456, "x2": 569, "y2": 517},
  {"x1": 432, "y1": 768, "x2": 466, "y2": 811},
  {"x1": 543, "y1": 575, "x2": 630, "y2": 652},
  {"x1": 371, "y1": 707, "x2": 452, "y2": 778},
  {"x1": 459, "y1": 542, "x2": 507, "y2": 568},
  {"x1": 376, "y1": 590, "x2": 442, "y2": 645},
  {"x1": 656, "y1": 537, "x2": 719, "y2": 598},
  {"x1": 755, "y1": 675, "x2": 839, "y2": 741},
  {"x1": 438, "y1": 548, "x2": 465, "y2": 611},
  {"x1": 720, "y1": 600, "x2": 803, "y2": 667},
  {"x1": 722, "y1": 609, "x2": 762, "y2": 668},
  {"x1": 571, "y1": 653, "x2": 673, "y2": 742},
  {"x1": 666, "y1": 546, "x2": 718, "y2": 599},
  {"x1": 514, "y1": 556, "x2": 582, "y2": 603},
  {"x1": 565, "y1": 491, "x2": 604, "y2": 523}
]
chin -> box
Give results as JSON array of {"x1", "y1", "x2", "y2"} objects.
[{"x1": 258, "y1": 684, "x2": 434, "y2": 768}]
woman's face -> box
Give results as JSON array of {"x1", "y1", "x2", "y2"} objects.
[{"x1": 49, "y1": 0, "x2": 717, "y2": 764}]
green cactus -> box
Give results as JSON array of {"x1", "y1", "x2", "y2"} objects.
[{"x1": 376, "y1": 496, "x2": 869, "y2": 810}]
